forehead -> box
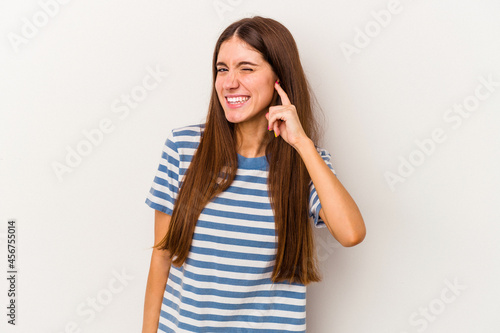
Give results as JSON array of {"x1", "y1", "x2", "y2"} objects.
[{"x1": 216, "y1": 37, "x2": 265, "y2": 63}]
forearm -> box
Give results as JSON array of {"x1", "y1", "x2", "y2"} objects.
[
  {"x1": 142, "y1": 251, "x2": 171, "y2": 333},
  {"x1": 295, "y1": 137, "x2": 366, "y2": 246}
]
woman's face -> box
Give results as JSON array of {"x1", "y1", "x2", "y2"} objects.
[{"x1": 215, "y1": 36, "x2": 277, "y2": 125}]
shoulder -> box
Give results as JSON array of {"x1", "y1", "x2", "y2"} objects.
[
  {"x1": 170, "y1": 123, "x2": 205, "y2": 140},
  {"x1": 165, "y1": 124, "x2": 205, "y2": 159},
  {"x1": 166, "y1": 123, "x2": 205, "y2": 146}
]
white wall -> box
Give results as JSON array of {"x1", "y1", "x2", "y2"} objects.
[{"x1": 1, "y1": 1, "x2": 499, "y2": 332}]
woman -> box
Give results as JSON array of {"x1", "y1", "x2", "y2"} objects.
[{"x1": 143, "y1": 16, "x2": 365, "y2": 333}]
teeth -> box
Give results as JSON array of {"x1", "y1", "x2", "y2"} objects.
[{"x1": 226, "y1": 96, "x2": 250, "y2": 104}]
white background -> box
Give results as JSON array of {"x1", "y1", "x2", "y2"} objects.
[{"x1": 1, "y1": 0, "x2": 499, "y2": 332}]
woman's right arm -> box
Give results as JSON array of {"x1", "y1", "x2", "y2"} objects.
[{"x1": 142, "y1": 210, "x2": 172, "y2": 333}]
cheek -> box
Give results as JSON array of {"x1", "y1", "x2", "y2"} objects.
[
  {"x1": 258, "y1": 82, "x2": 275, "y2": 101},
  {"x1": 259, "y1": 76, "x2": 275, "y2": 95},
  {"x1": 242, "y1": 77, "x2": 274, "y2": 98},
  {"x1": 215, "y1": 78, "x2": 222, "y2": 92},
  {"x1": 215, "y1": 80, "x2": 224, "y2": 99}
]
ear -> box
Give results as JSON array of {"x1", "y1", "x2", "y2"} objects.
[{"x1": 269, "y1": 73, "x2": 281, "y2": 106}]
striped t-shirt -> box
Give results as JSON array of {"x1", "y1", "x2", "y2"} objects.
[{"x1": 145, "y1": 124, "x2": 336, "y2": 332}]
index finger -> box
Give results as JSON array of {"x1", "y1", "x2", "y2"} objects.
[{"x1": 274, "y1": 80, "x2": 291, "y2": 105}]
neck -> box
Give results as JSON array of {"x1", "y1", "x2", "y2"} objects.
[{"x1": 235, "y1": 115, "x2": 269, "y2": 158}]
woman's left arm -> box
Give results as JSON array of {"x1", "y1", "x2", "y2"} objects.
[
  {"x1": 267, "y1": 81, "x2": 366, "y2": 247},
  {"x1": 295, "y1": 137, "x2": 366, "y2": 247}
]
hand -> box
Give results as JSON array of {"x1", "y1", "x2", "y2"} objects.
[{"x1": 266, "y1": 81, "x2": 309, "y2": 149}]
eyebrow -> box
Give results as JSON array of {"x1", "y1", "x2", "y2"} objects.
[{"x1": 215, "y1": 61, "x2": 259, "y2": 67}]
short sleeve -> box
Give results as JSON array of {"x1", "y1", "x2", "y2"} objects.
[
  {"x1": 145, "y1": 130, "x2": 180, "y2": 215},
  {"x1": 309, "y1": 147, "x2": 336, "y2": 228}
]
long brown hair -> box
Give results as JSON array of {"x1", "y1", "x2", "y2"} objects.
[{"x1": 156, "y1": 16, "x2": 321, "y2": 285}]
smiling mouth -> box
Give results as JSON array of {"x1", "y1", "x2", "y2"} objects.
[{"x1": 226, "y1": 96, "x2": 250, "y2": 105}]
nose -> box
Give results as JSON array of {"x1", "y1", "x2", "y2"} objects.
[{"x1": 222, "y1": 70, "x2": 239, "y2": 90}]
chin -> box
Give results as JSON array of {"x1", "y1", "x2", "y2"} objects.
[
  {"x1": 223, "y1": 110, "x2": 247, "y2": 124},
  {"x1": 224, "y1": 116, "x2": 244, "y2": 124}
]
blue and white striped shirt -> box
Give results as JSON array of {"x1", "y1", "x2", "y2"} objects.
[{"x1": 146, "y1": 124, "x2": 335, "y2": 332}]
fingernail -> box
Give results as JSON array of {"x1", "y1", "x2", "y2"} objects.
[
  {"x1": 274, "y1": 132, "x2": 277, "y2": 137},
  {"x1": 267, "y1": 125, "x2": 270, "y2": 130}
]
